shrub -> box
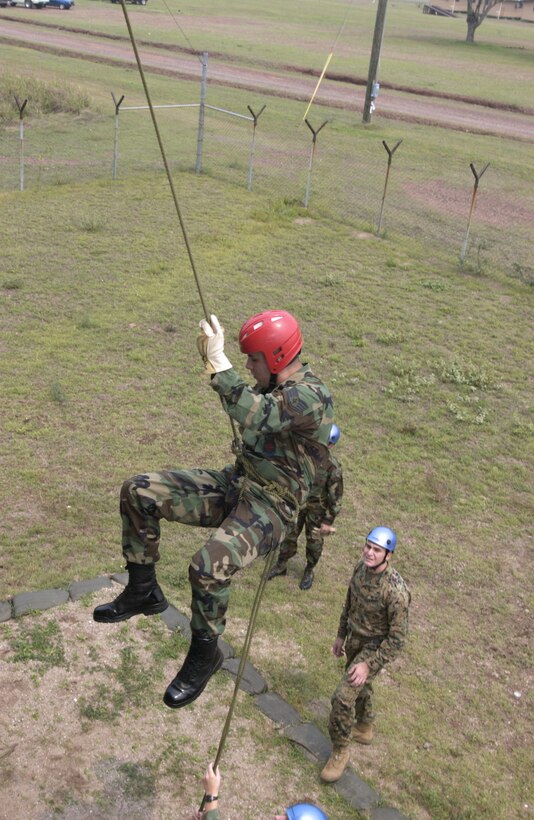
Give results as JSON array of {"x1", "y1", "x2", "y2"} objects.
[{"x1": 0, "y1": 73, "x2": 91, "y2": 124}]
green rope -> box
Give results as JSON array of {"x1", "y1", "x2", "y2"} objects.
[
  {"x1": 199, "y1": 547, "x2": 278, "y2": 813},
  {"x1": 118, "y1": 0, "x2": 240, "y2": 449},
  {"x1": 118, "y1": 0, "x2": 209, "y2": 321},
  {"x1": 118, "y1": 6, "x2": 281, "y2": 811}
]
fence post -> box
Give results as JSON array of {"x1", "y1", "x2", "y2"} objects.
[
  {"x1": 246, "y1": 104, "x2": 266, "y2": 192},
  {"x1": 195, "y1": 52, "x2": 208, "y2": 173},
  {"x1": 111, "y1": 92, "x2": 125, "y2": 180},
  {"x1": 377, "y1": 139, "x2": 402, "y2": 235},
  {"x1": 460, "y1": 162, "x2": 490, "y2": 263},
  {"x1": 303, "y1": 118, "x2": 328, "y2": 209},
  {"x1": 14, "y1": 96, "x2": 28, "y2": 192}
]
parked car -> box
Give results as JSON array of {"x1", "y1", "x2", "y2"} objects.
[
  {"x1": 46, "y1": 0, "x2": 74, "y2": 7},
  {"x1": 0, "y1": 0, "x2": 50, "y2": 7}
]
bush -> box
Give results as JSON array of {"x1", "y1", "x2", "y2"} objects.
[{"x1": 0, "y1": 73, "x2": 91, "y2": 124}]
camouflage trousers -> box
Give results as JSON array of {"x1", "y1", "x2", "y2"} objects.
[
  {"x1": 328, "y1": 636, "x2": 379, "y2": 748},
  {"x1": 278, "y1": 504, "x2": 324, "y2": 567},
  {"x1": 120, "y1": 466, "x2": 293, "y2": 636}
]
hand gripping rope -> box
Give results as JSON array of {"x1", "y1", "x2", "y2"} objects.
[{"x1": 117, "y1": 2, "x2": 291, "y2": 811}]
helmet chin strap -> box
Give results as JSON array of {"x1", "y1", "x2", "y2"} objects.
[
  {"x1": 369, "y1": 545, "x2": 390, "y2": 570},
  {"x1": 267, "y1": 372, "x2": 278, "y2": 392}
]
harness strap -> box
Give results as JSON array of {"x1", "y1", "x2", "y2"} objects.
[{"x1": 233, "y1": 447, "x2": 300, "y2": 517}]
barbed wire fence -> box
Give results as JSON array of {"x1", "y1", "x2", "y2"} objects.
[{"x1": 0, "y1": 59, "x2": 533, "y2": 284}]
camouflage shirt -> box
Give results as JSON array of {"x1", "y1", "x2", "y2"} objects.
[
  {"x1": 337, "y1": 560, "x2": 411, "y2": 675},
  {"x1": 210, "y1": 364, "x2": 334, "y2": 504},
  {"x1": 307, "y1": 450, "x2": 343, "y2": 525}
]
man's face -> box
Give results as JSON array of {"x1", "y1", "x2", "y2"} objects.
[
  {"x1": 362, "y1": 540, "x2": 389, "y2": 571},
  {"x1": 246, "y1": 351, "x2": 272, "y2": 389}
]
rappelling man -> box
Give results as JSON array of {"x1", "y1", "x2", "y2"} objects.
[{"x1": 94, "y1": 310, "x2": 334, "y2": 709}]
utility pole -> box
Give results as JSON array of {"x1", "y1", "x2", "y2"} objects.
[{"x1": 362, "y1": 0, "x2": 389, "y2": 123}]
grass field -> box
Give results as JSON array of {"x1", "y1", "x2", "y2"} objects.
[
  {"x1": 3, "y1": 0, "x2": 533, "y2": 105},
  {"x1": 1, "y1": 2, "x2": 533, "y2": 818}
]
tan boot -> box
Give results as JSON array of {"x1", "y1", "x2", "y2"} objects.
[
  {"x1": 320, "y1": 746, "x2": 350, "y2": 782},
  {"x1": 352, "y1": 722, "x2": 373, "y2": 745}
]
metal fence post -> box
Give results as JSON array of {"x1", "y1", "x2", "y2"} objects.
[
  {"x1": 246, "y1": 104, "x2": 266, "y2": 192},
  {"x1": 460, "y1": 162, "x2": 490, "y2": 263},
  {"x1": 304, "y1": 118, "x2": 328, "y2": 209},
  {"x1": 195, "y1": 52, "x2": 208, "y2": 173},
  {"x1": 14, "y1": 96, "x2": 28, "y2": 192},
  {"x1": 111, "y1": 92, "x2": 125, "y2": 180},
  {"x1": 377, "y1": 139, "x2": 402, "y2": 235}
]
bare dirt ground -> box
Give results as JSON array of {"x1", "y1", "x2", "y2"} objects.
[
  {"x1": 0, "y1": 586, "x2": 339, "y2": 820},
  {"x1": 0, "y1": 12, "x2": 534, "y2": 142}
]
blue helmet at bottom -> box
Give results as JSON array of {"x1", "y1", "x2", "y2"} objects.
[
  {"x1": 286, "y1": 804, "x2": 328, "y2": 820},
  {"x1": 366, "y1": 526, "x2": 397, "y2": 552},
  {"x1": 328, "y1": 423, "x2": 340, "y2": 446}
]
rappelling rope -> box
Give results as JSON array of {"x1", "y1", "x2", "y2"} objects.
[
  {"x1": 118, "y1": 0, "x2": 209, "y2": 320},
  {"x1": 117, "y1": 2, "x2": 296, "y2": 810},
  {"x1": 301, "y1": 0, "x2": 355, "y2": 121}
]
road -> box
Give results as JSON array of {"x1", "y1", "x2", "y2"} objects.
[{"x1": 0, "y1": 14, "x2": 533, "y2": 142}]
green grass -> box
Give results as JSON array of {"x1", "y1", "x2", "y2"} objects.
[
  {"x1": 0, "y1": 5, "x2": 533, "y2": 817},
  {"x1": 7, "y1": 619, "x2": 66, "y2": 673},
  {"x1": 2, "y1": 0, "x2": 532, "y2": 105},
  {"x1": 2, "y1": 167, "x2": 532, "y2": 817}
]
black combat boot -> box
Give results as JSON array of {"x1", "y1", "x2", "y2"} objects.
[
  {"x1": 267, "y1": 560, "x2": 288, "y2": 580},
  {"x1": 93, "y1": 561, "x2": 168, "y2": 623},
  {"x1": 163, "y1": 630, "x2": 224, "y2": 709},
  {"x1": 299, "y1": 563, "x2": 315, "y2": 590}
]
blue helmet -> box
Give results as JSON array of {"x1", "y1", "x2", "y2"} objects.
[
  {"x1": 366, "y1": 526, "x2": 397, "y2": 553},
  {"x1": 286, "y1": 805, "x2": 328, "y2": 820},
  {"x1": 328, "y1": 423, "x2": 340, "y2": 446}
]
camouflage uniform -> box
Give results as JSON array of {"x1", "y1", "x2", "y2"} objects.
[
  {"x1": 120, "y1": 364, "x2": 333, "y2": 636},
  {"x1": 278, "y1": 450, "x2": 343, "y2": 568},
  {"x1": 328, "y1": 560, "x2": 410, "y2": 747}
]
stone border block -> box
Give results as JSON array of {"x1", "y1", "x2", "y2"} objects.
[
  {"x1": 12, "y1": 589, "x2": 70, "y2": 618},
  {"x1": 69, "y1": 577, "x2": 114, "y2": 601},
  {"x1": 254, "y1": 691, "x2": 302, "y2": 728},
  {"x1": 371, "y1": 807, "x2": 408, "y2": 819},
  {"x1": 334, "y1": 769, "x2": 380, "y2": 811},
  {"x1": 110, "y1": 572, "x2": 128, "y2": 586},
  {"x1": 161, "y1": 605, "x2": 191, "y2": 637},
  {"x1": 284, "y1": 722, "x2": 331, "y2": 762},
  {"x1": 0, "y1": 600, "x2": 12, "y2": 622},
  {"x1": 222, "y1": 657, "x2": 267, "y2": 695}
]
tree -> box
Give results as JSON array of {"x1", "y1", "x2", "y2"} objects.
[{"x1": 465, "y1": 0, "x2": 501, "y2": 42}]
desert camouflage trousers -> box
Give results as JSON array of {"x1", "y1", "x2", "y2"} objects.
[
  {"x1": 278, "y1": 504, "x2": 325, "y2": 567},
  {"x1": 328, "y1": 635, "x2": 379, "y2": 747},
  {"x1": 120, "y1": 466, "x2": 294, "y2": 636}
]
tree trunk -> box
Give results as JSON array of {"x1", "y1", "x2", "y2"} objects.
[{"x1": 466, "y1": 13, "x2": 478, "y2": 42}]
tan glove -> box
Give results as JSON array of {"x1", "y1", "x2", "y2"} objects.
[{"x1": 197, "y1": 314, "x2": 232, "y2": 374}]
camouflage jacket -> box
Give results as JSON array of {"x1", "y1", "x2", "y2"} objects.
[
  {"x1": 307, "y1": 451, "x2": 343, "y2": 525},
  {"x1": 337, "y1": 560, "x2": 411, "y2": 675},
  {"x1": 210, "y1": 364, "x2": 334, "y2": 505}
]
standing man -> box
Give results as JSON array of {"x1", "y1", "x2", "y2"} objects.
[
  {"x1": 94, "y1": 311, "x2": 334, "y2": 709},
  {"x1": 321, "y1": 526, "x2": 410, "y2": 783},
  {"x1": 268, "y1": 423, "x2": 343, "y2": 590}
]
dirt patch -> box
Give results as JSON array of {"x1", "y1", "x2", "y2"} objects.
[
  {"x1": 402, "y1": 179, "x2": 534, "y2": 229},
  {"x1": 0, "y1": 588, "x2": 334, "y2": 820}
]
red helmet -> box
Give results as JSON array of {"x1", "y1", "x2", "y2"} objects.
[{"x1": 239, "y1": 310, "x2": 303, "y2": 374}]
